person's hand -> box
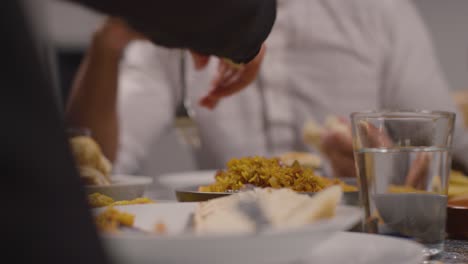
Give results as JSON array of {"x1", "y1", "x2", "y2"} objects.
[
  {"x1": 320, "y1": 117, "x2": 393, "y2": 178},
  {"x1": 405, "y1": 153, "x2": 431, "y2": 189},
  {"x1": 194, "y1": 44, "x2": 266, "y2": 109},
  {"x1": 320, "y1": 118, "x2": 355, "y2": 178},
  {"x1": 92, "y1": 17, "x2": 145, "y2": 57}
]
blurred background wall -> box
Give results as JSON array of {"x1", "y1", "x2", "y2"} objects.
[{"x1": 43, "y1": 0, "x2": 468, "y2": 177}]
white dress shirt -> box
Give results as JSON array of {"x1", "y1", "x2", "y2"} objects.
[{"x1": 115, "y1": 0, "x2": 468, "y2": 175}]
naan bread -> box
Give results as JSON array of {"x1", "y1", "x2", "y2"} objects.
[{"x1": 193, "y1": 186, "x2": 343, "y2": 234}]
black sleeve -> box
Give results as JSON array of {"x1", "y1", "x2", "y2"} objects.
[
  {"x1": 1, "y1": 2, "x2": 110, "y2": 263},
  {"x1": 68, "y1": 0, "x2": 277, "y2": 64}
]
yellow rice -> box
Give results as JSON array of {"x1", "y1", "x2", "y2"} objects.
[{"x1": 199, "y1": 156, "x2": 356, "y2": 193}]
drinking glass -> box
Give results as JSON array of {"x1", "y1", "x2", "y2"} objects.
[{"x1": 350, "y1": 110, "x2": 455, "y2": 256}]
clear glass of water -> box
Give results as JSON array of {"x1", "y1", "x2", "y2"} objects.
[{"x1": 350, "y1": 110, "x2": 455, "y2": 256}]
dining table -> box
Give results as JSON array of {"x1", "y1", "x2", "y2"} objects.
[
  {"x1": 144, "y1": 185, "x2": 468, "y2": 264},
  {"x1": 435, "y1": 239, "x2": 468, "y2": 264}
]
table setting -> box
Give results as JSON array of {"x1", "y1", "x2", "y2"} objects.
[{"x1": 75, "y1": 110, "x2": 468, "y2": 264}]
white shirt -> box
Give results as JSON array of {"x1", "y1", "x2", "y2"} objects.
[{"x1": 115, "y1": 0, "x2": 468, "y2": 174}]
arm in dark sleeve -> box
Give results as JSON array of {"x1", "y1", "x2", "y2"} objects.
[
  {"x1": 68, "y1": 0, "x2": 276, "y2": 64},
  {"x1": 1, "y1": 2, "x2": 109, "y2": 263}
]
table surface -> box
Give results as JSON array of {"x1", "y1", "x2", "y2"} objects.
[
  {"x1": 145, "y1": 189, "x2": 468, "y2": 263},
  {"x1": 434, "y1": 239, "x2": 468, "y2": 263}
]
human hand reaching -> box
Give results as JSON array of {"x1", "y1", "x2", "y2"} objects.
[{"x1": 189, "y1": 44, "x2": 266, "y2": 109}]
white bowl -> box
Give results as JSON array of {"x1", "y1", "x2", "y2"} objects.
[
  {"x1": 94, "y1": 202, "x2": 361, "y2": 264},
  {"x1": 85, "y1": 175, "x2": 153, "y2": 200}
]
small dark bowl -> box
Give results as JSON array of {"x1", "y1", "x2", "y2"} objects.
[
  {"x1": 446, "y1": 199, "x2": 468, "y2": 240},
  {"x1": 175, "y1": 186, "x2": 360, "y2": 206}
]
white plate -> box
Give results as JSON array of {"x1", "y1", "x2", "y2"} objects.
[
  {"x1": 95, "y1": 202, "x2": 362, "y2": 264},
  {"x1": 156, "y1": 170, "x2": 217, "y2": 190},
  {"x1": 85, "y1": 175, "x2": 153, "y2": 200},
  {"x1": 305, "y1": 232, "x2": 426, "y2": 264}
]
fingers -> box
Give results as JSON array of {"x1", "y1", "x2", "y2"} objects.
[
  {"x1": 190, "y1": 50, "x2": 210, "y2": 70},
  {"x1": 321, "y1": 131, "x2": 356, "y2": 178},
  {"x1": 405, "y1": 153, "x2": 431, "y2": 189},
  {"x1": 357, "y1": 121, "x2": 393, "y2": 148},
  {"x1": 322, "y1": 131, "x2": 354, "y2": 157},
  {"x1": 199, "y1": 44, "x2": 266, "y2": 110}
]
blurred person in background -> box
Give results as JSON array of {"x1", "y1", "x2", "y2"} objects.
[
  {"x1": 4, "y1": 0, "x2": 276, "y2": 263},
  {"x1": 66, "y1": 0, "x2": 468, "y2": 180}
]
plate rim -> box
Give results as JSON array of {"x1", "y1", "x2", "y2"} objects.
[
  {"x1": 175, "y1": 185, "x2": 360, "y2": 195},
  {"x1": 85, "y1": 174, "x2": 153, "y2": 189},
  {"x1": 96, "y1": 202, "x2": 362, "y2": 241},
  {"x1": 309, "y1": 231, "x2": 427, "y2": 263}
]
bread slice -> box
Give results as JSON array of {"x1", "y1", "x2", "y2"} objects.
[
  {"x1": 258, "y1": 186, "x2": 342, "y2": 229},
  {"x1": 193, "y1": 191, "x2": 258, "y2": 234},
  {"x1": 193, "y1": 186, "x2": 343, "y2": 234}
]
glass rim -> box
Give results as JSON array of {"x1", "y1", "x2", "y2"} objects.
[{"x1": 350, "y1": 109, "x2": 455, "y2": 119}]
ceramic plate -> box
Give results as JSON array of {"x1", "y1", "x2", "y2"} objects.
[
  {"x1": 85, "y1": 175, "x2": 153, "y2": 200},
  {"x1": 175, "y1": 185, "x2": 360, "y2": 206},
  {"x1": 156, "y1": 170, "x2": 217, "y2": 190},
  {"x1": 304, "y1": 231, "x2": 426, "y2": 264},
  {"x1": 94, "y1": 202, "x2": 362, "y2": 264}
]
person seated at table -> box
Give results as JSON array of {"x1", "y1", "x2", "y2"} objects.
[{"x1": 66, "y1": 0, "x2": 468, "y2": 179}]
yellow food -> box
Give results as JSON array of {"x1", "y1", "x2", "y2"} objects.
[
  {"x1": 111, "y1": 197, "x2": 155, "y2": 206},
  {"x1": 386, "y1": 170, "x2": 468, "y2": 198},
  {"x1": 88, "y1": 193, "x2": 155, "y2": 208},
  {"x1": 388, "y1": 185, "x2": 428, "y2": 194},
  {"x1": 449, "y1": 170, "x2": 468, "y2": 199},
  {"x1": 199, "y1": 156, "x2": 357, "y2": 193},
  {"x1": 88, "y1": 192, "x2": 115, "y2": 208},
  {"x1": 95, "y1": 206, "x2": 135, "y2": 233},
  {"x1": 69, "y1": 135, "x2": 112, "y2": 185}
]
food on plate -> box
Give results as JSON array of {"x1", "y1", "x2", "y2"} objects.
[
  {"x1": 387, "y1": 184, "x2": 428, "y2": 194},
  {"x1": 448, "y1": 194, "x2": 468, "y2": 207},
  {"x1": 95, "y1": 206, "x2": 135, "y2": 233},
  {"x1": 279, "y1": 151, "x2": 322, "y2": 169},
  {"x1": 69, "y1": 135, "x2": 112, "y2": 185},
  {"x1": 449, "y1": 170, "x2": 468, "y2": 199},
  {"x1": 88, "y1": 192, "x2": 115, "y2": 208},
  {"x1": 193, "y1": 186, "x2": 343, "y2": 234},
  {"x1": 93, "y1": 187, "x2": 343, "y2": 235},
  {"x1": 94, "y1": 206, "x2": 166, "y2": 234},
  {"x1": 198, "y1": 156, "x2": 356, "y2": 193},
  {"x1": 88, "y1": 192, "x2": 155, "y2": 208},
  {"x1": 302, "y1": 115, "x2": 350, "y2": 150},
  {"x1": 154, "y1": 221, "x2": 168, "y2": 235}
]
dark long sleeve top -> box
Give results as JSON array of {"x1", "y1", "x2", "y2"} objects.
[{"x1": 69, "y1": 0, "x2": 277, "y2": 64}]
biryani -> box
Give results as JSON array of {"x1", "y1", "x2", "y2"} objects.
[
  {"x1": 95, "y1": 206, "x2": 135, "y2": 233},
  {"x1": 198, "y1": 156, "x2": 356, "y2": 193}
]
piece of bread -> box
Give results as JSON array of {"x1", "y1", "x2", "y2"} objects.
[
  {"x1": 192, "y1": 186, "x2": 343, "y2": 234},
  {"x1": 193, "y1": 191, "x2": 258, "y2": 234},
  {"x1": 258, "y1": 186, "x2": 342, "y2": 229}
]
